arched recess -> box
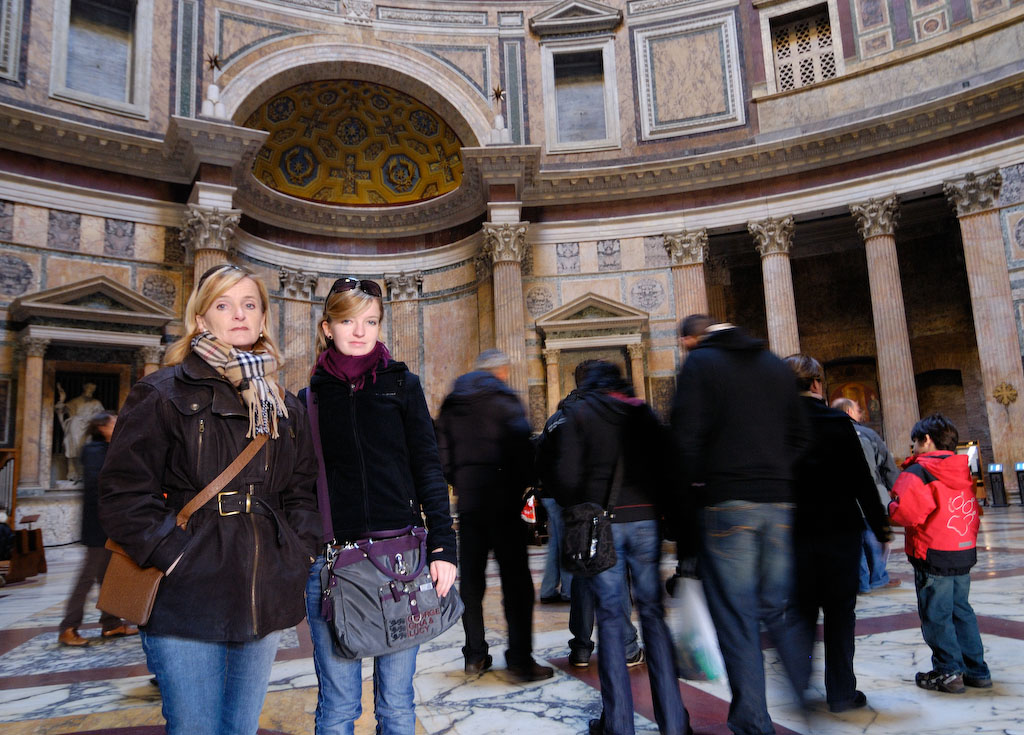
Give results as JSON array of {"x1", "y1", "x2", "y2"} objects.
[{"x1": 218, "y1": 42, "x2": 493, "y2": 150}]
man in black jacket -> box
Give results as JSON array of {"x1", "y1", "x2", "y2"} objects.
[
  {"x1": 671, "y1": 319, "x2": 810, "y2": 735},
  {"x1": 554, "y1": 361, "x2": 689, "y2": 735},
  {"x1": 437, "y1": 350, "x2": 553, "y2": 682},
  {"x1": 787, "y1": 354, "x2": 891, "y2": 713}
]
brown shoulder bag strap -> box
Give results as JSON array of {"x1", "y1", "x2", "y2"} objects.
[{"x1": 175, "y1": 434, "x2": 269, "y2": 529}]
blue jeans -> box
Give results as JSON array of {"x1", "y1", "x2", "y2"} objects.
[
  {"x1": 700, "y1": 501, "x2": 808, "y2": 735},
  {"x1": 589, "y1": 520, "x2": 688, "y2": 735},
  {"x1": 569, "y1": 571, "x2": 640, "y2": 659},
  {"x1": 141, "y1": 630, "x2": 281, "y2": 735},
  {"x1": 913, "y1": 568, "x2": 989, "y2": 679},
  {"x1": 859, "y1": 526, "x2": 890, "y2": 592},
  {"x1": 540, "y1": 497, "x2": 572, "y2": 599},
  {"x1": 306, "y1": 556, "x2": 419, "y2": 735}
]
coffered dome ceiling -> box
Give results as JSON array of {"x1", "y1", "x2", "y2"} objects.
[{"x1": 244, "y1": 80, "x2": 465, "y2": 207}]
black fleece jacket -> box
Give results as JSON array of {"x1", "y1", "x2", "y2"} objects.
[
  {"x1": 671, "y1": 325, "x2": 809, "y2": 505},
  {"x1": 435, "y1": 370, "x2": 533, "y2": 516},
  {"x1": 552, "y1": 390, "x2": 670, "y2": 523},
  {"x1": 307, "y1": 361, "x2": 457, "y2": 565}
]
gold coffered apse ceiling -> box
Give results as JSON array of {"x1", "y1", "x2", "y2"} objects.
[{"x1": 245, "y1": 80, "x2": 465, "y2": 207}]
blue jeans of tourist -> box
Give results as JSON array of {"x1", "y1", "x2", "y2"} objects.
[
  {"x1": 589, "y1": 520, "x2": 688, "y2": 735},
  {"x1": 306, "y1": 556, "x2": 419, "y2": 735},
  {"x1": 569, "y1": 572, "x2": 640, "y2": 660},
  {"x1": 859, "y1": 525, "x2": 890, "y2": 592},
  {"x1": 913, "y1": 568, "x2": 989, "y2": 679},
  {"x1": 540, "y1": 497, "x2": 572, "y2": 600},
  {"x1": 700, "y1": 501, "x2": 808, "y2": 735},
  {"x1": 141, "y1": 629, "x2": 282, "y2": 735}
]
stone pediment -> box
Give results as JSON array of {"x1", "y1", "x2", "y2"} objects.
[
  {"x1": 535, "y1": 292, "x2": 648, "y2": 338},
  {"x1": 10, "y1": 276, "x2": 175, "y2": 328},
  {"x1": 529, "y1": 0, "x2": 623, "y2": 36}
]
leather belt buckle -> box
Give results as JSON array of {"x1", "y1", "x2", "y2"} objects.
[{"x1": 218, "y1": 491, "x2": 251, "y2": 516}]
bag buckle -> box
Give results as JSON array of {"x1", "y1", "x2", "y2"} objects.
[{"x1": 218, "y1": 491, "x2": 250, "y2": 516}]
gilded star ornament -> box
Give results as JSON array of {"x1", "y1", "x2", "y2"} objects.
[
  {"x1": 993, "y1": 382, "x2": 1018, "y2": 406},
  {"x1": 492, "y1": 85, "x2": 506, "y2": 105},
  {"x1": 206, "y1": 53, "x2": 223, "y2": 71}
]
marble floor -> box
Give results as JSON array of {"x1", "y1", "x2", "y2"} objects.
[{"x1": 1, "y1": 507, "x2": 1022, "y2": 735}]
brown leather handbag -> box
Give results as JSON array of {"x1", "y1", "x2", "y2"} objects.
[{"x1": 98, "y1": 435, "x2": 268, "y2": 625}]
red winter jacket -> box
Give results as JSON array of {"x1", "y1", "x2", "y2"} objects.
[{"x1": 888, "y1": 451, "x2": 978, "y2": 575}]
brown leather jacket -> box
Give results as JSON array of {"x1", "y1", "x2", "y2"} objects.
[{"x1": 99, "y1": 352, "x2": 321, "y2": 641}]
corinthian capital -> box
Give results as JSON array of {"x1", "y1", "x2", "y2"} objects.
[
  {"x1": 748, "y1": 216, "x2": 795, "y2": 257},
  {"x1": 139, "y1": 345, "x2": 166, "y2": 365},
  {"x1": 181, "y1": 205, "x2": 242, "y2": 254},
  {"x1": 279, "y1": 267, "x2": 317, "y2": 298},
  {"x1": 944, "y1": 170, "x2": 1003, "y2": 216},
  {"x1": 664, "y1": 229, "x2": 708, "y2": 266},
  {"x1": 626, "y1": 343, "x2": 645, "y2": 360},
  {"x1": 19, "y1": 335, "x2": 49, "y2": 358},
  {"x1": 385, "y1": 271, "x2": 423, "y2": 301},
  {"x1": 850, "y1": 195, "x2": 900, "y2": 239},
  {"x1": 482, "y1": 222, "x2": 529, "y2": 264}
]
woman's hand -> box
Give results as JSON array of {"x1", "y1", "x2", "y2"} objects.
[{"x1": 430, "y1": 558, "x2": 457, "y2": 598}]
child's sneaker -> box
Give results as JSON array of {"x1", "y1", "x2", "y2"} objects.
[{"x1": 915, "y1": 670, "x2": 966, "y2": 693}]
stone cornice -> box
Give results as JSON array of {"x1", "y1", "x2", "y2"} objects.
[
  {"x1": 850, "y1": 195, "x2": 901, "y2": 239},
  {"x1": 163, "y1": 116, "x2": 269, "y2": 182}
]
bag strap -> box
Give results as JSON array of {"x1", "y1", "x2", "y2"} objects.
[
  {"x1": 602, "y1": 449, "x2": 625, "y2": 514},
  {"x1": 175, "y1": 434, "x2": 268, "y2": 529},
  {"x1": 305, "y1": 387, "x2": 336, "y2": 544}
]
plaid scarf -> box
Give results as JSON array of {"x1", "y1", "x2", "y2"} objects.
[{"x1": 191, "y1": 332, "x2": 288, "y2": 438}]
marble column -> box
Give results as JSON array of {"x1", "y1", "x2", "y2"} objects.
[
  {"x1": 749, "y1": 216, "x2": 800, "y2": 356},
  {"x1": 627, "y1": 343, "x2": 647, "y2": 401},
  {"x1": 16, "y1": 337, "x2": 48, "y2": 491},
  {"x1": 139, "y1": 346, "x2": 166, "y2": 376},
  {"x1": 543, "y1": 348, "x2": 561, "y2": 417},
  {"x1": 385, "y1": 271, "x2": 424, "y2": 376},
  {"x1": 664, "y1": 229, "x2": 710, "y2": 322},
  {"x1": 279, "y1": 267, "x2": 318, "y2": 393},
  {"x1": 181, "y1": 205, "x2": 241, "y2": 282},
  {"x1": 705, "y1": 256, "x2": 730, "y2": 323},
  {"x1": 850, "y1": 195, "x2": 918, "y2": 451},
  {"x1": 483, "y1": 222, "x2": 529, "y2": 395},
  {"x1": 945, "y1": 170, "x2": 1024, "y2": 470}
]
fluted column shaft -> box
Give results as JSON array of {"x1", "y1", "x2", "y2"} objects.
[
  {"x1": 946, "y1": 170, "x2": 1024, "y2": 470},
  {"x1": 750, "y1": 216, "x2": 800, "y2": 356},
  {"x1": 17, "y1": 338, "x2": 48, "y2": 489},
  {"x1": 665, "y1": 229, "x2": 709, "y2": 321},
  {"x1": 279, "y1": 268, "x2": 318, "y2": 394},
  {"x1": 544, "y1": 349, "x2": 561, "y2": 417},
  {"x1": 627, "y1": 343, "x2": 647, "y2": 401},
  {"x1": 386, "y1": 272, "x2": 423, "y2": 377},
  {"x1": 484, "y1": 222, "x2": 529, "y2": 395},
  {"x1": 851, "y1": 195, "x2": 918, "y2": 451}
]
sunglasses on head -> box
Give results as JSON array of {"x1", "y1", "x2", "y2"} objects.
[{"x1": 328, "y1": 277, "x2": 383, "y2": 299}]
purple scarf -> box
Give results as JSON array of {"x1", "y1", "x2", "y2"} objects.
[{"x1": 316, "y1": 341, "x2": 391, "y2": 391}]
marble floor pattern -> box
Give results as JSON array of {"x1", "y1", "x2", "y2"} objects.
[{"x1": 1, "y1": 508, "x2": 1023, "y2": 735}]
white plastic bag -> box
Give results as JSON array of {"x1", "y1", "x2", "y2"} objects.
[{"x1": 668, "y1": 576, "x2": 726, "y2": 681}]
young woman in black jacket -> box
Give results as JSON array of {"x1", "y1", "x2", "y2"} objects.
[{"x1": 305, "y1": 277, "x2": 457, "y2": 735}]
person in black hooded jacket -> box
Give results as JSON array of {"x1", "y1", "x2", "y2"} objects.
[
  {"x1": 553, "y1": 361, "x2": 689, "y2": 735},
  {"x1": 436, "y1": 349, "x2": 553, "y2": 682}
]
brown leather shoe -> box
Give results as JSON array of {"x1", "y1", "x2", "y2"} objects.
[
  {"x1": 102, "y1": 624, "x2": 139, "y2": 638},
  {"x1": 59, "y1": 627, "x2": 88, "y2": 647}
]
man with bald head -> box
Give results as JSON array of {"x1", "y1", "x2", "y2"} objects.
[{"x1": 831, "y1": 397, "x2": 901, "y2": 594}]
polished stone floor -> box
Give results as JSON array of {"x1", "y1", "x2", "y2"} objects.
[{"x1": 1, "y1": 507, "x2": 1022, "y2": 734}]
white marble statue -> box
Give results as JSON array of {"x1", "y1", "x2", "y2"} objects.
[{"x1": 54, "y1": 382, "x2": 104, "y2": 483}]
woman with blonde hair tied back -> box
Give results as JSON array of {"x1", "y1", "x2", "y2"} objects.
[
  {"x1": 303, "y1": 277, "x2": 457, "y2": 735},
  {"x1": 99, "y1": 264, "x2": 321, "y2": 735}
]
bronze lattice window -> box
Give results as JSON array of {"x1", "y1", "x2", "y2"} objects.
[{"x1": 772, "y1": 9, "x2": 837, "y2": 92}]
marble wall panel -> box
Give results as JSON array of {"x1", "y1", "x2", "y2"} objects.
[
  {"x1": 422, "y1": 293, "x2": 479, "y2": 415},
  {"x1": 525, "y1": 283, "x2": 556, "y2": 319},
  {"x1": 137, "y1": 268, "x2": 182, "y2": 313},
  {"x1": 649, "y1": 375, "x2": 676, "y2": 422},
  {"x1": 133, "y1": 223, "x2": 165, "y2": 263},
  {"x1": 914, "y1": 10, "x2": 950, "y2": 40},
  {"x1": 218, "y1": 12, "x2": 305, "y2": 68},
  {"x1": 422, "y1": 261, "x2": 475, "y2": 293},
  {"x1": 79, "y1": 215, "x2": 105, "y2": 255},
  {"x1": 644, "y1": 235, "x2": 670, "y2": 267},
  {"x1": 561, "y1": 277, "x2": 620, "y2": 304},
  {"x1": 556, "y1": 242, "x2": 580, "y2": 274},
  {"x1": 579, "y1": 242, "x2": 599, "y2": 273},
  {"x1": 528, "y1": 384, "x2": 546, "y2": 432},
  {"x1": 1005, "y1": 210, "x2": 1024, "y2": 261},
  {"x1": 12, "y1": 204, "x2": 47, "y2": 247},
  {"x1": 103, "y1": 219, "x2": 135, "y2": 258},
  {"x1": 0, "y1": 201, "x2": 13, "y2": 241},
  {"x1": 597, "y1": 239, "x2": 621, "y2": 271},
  {"x1": 619, "y1": 237, "x2": 645, "y2": 271},
  {"x1": 971, "y1": 0, "x2": 1008, "y2": 17},
  {"x1": 45, "y1": 257, "x2": 131, "y2": 287},
  {"x1": 650, "y1": 29, "x2": 726, "y2": 119},
  {"x1": 164, "y1": 227, "x2": 185, "y2": 264},
  {"x1": 999, "y1": 162, "x2": 1024, "y2": 206},
  {"x1": 627, "y1": 274, "x2": 670, "y2": 316},
  {"x1": 532, "y1": 242, "x2": 557, "y2": 277},
  {"x1": 0, "y1": 251, "x2": 39, "y2": 298},
  {"x1": 46, "y1": 211, "x2": 80, "y2": 251},
  {"x1": 648, "y1": 346, "x2": 678, "y2": 375}
]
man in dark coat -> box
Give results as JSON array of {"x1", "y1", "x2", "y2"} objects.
[
  {"x1": 58, "y1": 411, "x2": 137, "y2": 646},
  {"x1": 786, "y1": 354, "x2": 891, "y2": 712},
  {"x1": 436, "y1": 349, "x2": 553, "y2": 682},
  {"x1": 671, "y1": 319, "x2": 810, "y2": 735}
]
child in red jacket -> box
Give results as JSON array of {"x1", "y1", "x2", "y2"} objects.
[{"x1": 889, "y1": 414, "x2": 991, "y2": 694}]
